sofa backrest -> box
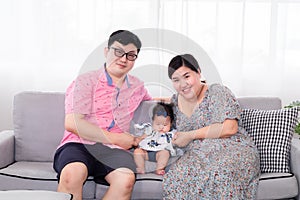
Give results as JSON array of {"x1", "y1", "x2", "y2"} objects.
[
  {"x1": 13, "y1": 91, "x2": 65, "y2": 162},
  {"x1": 12, "y1": 91, "x2": 282, "y2": 162},
  {"x1": 130, "y1": 97, "x2": 282, "y2": 132},
  {"x1": 238, "y1": 97, "x2": 282, "y2": 110}
]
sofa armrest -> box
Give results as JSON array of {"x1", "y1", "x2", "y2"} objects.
[
  {"x1": 0, "y1": 130, "x2": 15, "y2": 168},
  {"x1": 291, "y1": 135, "x2": 300, "y2": 199}
]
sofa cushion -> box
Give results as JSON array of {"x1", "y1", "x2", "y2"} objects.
[
  {"x1": 241, "y1": 107, "x2": 299, "y2": 173},
  {"x1": 238, "y1": 97, "x2": 282, "y2": 110},
  {"x1": 130, "y1": 101, "x2": 154, "y2": 133},
  {"x1": 96, "y1": 173, "x2": 163, "y2": 200},
  {"x1": 0, "y1": 161, "x2": 95, "y2": 199},
  {"x1": 257, "y1": 173, "x2": 298, "y2": 199},
  {"x1": 13, "y1": 92, "x2": 65, "y2": 162},
  {"x1": 0, "y1": 190, "x2": 73, "y2": 200}
]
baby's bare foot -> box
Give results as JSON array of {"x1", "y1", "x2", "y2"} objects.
[
  {"x1": 155, "y1": 169, "x2": 165, "y2": 175},
  {"x1": 136, "y1": 168, "x2": 145, "y2": 174}
]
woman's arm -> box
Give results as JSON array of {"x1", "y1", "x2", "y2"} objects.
[
  {"x1": 172, "y1": 119, "x2": 238, "y2": 147},
  {"x1": 152, "y1": 97, "x2": 171, "y2": 103},
  {"x1": 194, "y1": 119, "x2": 238, "y2": 139},
  {"x1": 65, "y1": 113, "x2": 136, "y2": 149}
]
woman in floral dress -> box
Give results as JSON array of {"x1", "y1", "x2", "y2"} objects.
[{"x1": 162, "y1": 54, "x2": 260, "y2": 199}]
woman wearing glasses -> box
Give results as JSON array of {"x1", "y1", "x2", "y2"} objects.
[{"x1": 53, "y1": 30, "x2": 152, "y2": 200}]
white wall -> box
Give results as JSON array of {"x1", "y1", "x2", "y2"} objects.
[{"x1": 1, "y1": 0, "x2": 300, "y2": 131}]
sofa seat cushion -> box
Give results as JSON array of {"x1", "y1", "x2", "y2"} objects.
[
  {"x1": 0, "y1": 161, "x2": 95, "y2": 199},
  {"x1": 96, "y1": 173, "x2": 163, "y2": 200},
  {"x1": 257, "y1": 173, "x2": 298, "y2": 199},
  {"x1": 0, "y1": 161, "x2": 57, "y2": 180},
  {"x1": 0, "y1": 190, "x2": 72, "y2": 200},
  {"x1": 96, "y1": 171, "x2": 299, "y2": 200}
]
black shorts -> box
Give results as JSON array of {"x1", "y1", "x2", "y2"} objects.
[
  {"x1": 53, "y1": 142, "x2": 136, "y2": 185},
  {"x1": 147, "y1": 151, "x2": 157, "y2": 162}
]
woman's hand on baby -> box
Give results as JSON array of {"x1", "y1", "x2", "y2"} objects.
[{"x1": 172, "y1": 131, "x2": 194, "y2": 147}]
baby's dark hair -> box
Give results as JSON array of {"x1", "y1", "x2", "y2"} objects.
[{"x1": 152, "y1": 102, "x2": 174, "y2": 123}]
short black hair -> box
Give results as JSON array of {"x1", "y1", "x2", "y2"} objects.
[
  {"x1": 108, "y1": 30, "x2": 142, "y2": 53},
  {"x1": 152, "y1": 102, "x2": 174, "y2": 123},
  {"x1": 168, "y1": 54, "x2": 201, "y2": 79}
]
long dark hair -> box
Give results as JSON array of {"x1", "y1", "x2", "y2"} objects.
[{"x1": 168, "y1": 54, "x2": 201, "y2": 79}]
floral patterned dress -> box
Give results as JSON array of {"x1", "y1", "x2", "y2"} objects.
[{"x1": 162, "y1": 84, "x2": 260, "y2": 200}]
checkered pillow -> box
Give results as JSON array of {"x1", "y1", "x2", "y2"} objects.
[{"x1": 241, "y1": 107, "x2": 299, "y2": 173}]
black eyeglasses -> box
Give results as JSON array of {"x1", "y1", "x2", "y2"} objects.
[{"x1": 109, "y1": 47, "x2": 138, "y2": 61}]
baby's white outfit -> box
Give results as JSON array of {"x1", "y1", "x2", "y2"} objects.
[{"x1": 134, "y1": 123, "x2": 176, "y2": 156}]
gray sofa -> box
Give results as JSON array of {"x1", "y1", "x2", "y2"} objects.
[{"x1": 0, "y1": 91, "x2": 299, "y2": 200}]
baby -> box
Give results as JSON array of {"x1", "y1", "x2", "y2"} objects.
[{"x1": 133, "y1": 102, "x2": 175, "y2": 175}]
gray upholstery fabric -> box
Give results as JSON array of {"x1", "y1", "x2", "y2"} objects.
[
  {"x1": 130, "y1": 101, "x2": 154, "y2": 134},
  {"x1": 13, "y1": 92, "x2": 65, "y2": 162},
  {"x1": 1, "y1": 92, "x2": 300, "y2": 200},
  {"x1": 0, "y1": 190, "x2": 72, "y2": 200},
  {"x1": 291, "y1": 136, "x2": 300, "y2": 200},
  {"x1": 96, "y1": 175, "x2": 163, "y2": 200},
  {"x1": 0, "y1": 162, "x2": 57, "y2": 180},
  {"x1": 0, "y1": 161, "x2": 95, "y2": 199},
  {"x1": 238, "y1": 96, "x2": 282, "y2": 110},
  {"x1": 132, "y1": 97, "x2": 283, "y2": 127},
  {"x1": 257, "y1": 173, "x2": 298, "y2": 199},
  {"x1": 0, "y1": 130, "x2": 14, "y2": 168}
]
